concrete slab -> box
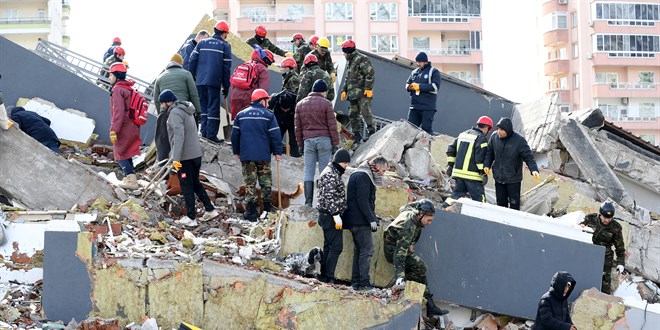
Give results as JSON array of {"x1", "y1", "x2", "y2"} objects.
[
  {"x1": 351, "y1": 120, "x2": 420, "y2": 166},
  {"x1": 148, "y1": 263, "x2": 204, "y2": 329},
  {"x1": 512, "y1": 94, "x2": 562, "y2": 153},
  {"x1": 20, "y1": 97, "x2": 95, "y2": 144}
]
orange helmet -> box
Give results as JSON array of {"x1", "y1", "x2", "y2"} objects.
[
  {"x1": 255, "y1": 25, "x2": 267, "y2": 37},
  {"x1": 303, "y1": 53, "x2": 318, "y2": 65},
  {"x1": 112, "y1": 37, "x2": 121, "y2": 44},
  {"x1": 215, "y1": 20, "x2": 229, "y2": 33},
  {"x1": 341, "y1": 40, "x2": 356, "y2": 49},
  {"x1": 251, "y1": 89, "x2": 270, "y2": 102},
  {"x1": 476, "y1": 116, "x2": 494, "y2": 130},
  {"x1": 291, "y1": 33, "x2": 304, "y2": 42},
  {"x1": 109, "y1": 62, "x2": 127, "y2": 73},
  {"x1": 281, "y1": 57, "x2": 297, "y2": 69},
  {"x1": 113, "y1": 46, "x2": 125, "y2": 56},
  {"x1": 309, "y1": 35, "x2": 319, "y2": 46}
]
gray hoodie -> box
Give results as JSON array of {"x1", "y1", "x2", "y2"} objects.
[{"x1": 167, "y1": 101, "x2": 202, "y2": 162}]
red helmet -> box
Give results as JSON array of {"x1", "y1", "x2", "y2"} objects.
[
  {"x1": 281, "y1": 57, "x2": 297, "y2": 69},
  {"x1": 341, "y1": 39, "x2": 356, "y2": 49},
  {"x1": 291, "y1": 33, "x2": 304, "y2": 42},
  {"x1": 112, "y1": 37, "x2": 121, "y2": 44},
  {"x1": 262, "y1": 49, "x2": 275, "y2": 65},
  {"x1": 476, "y1": 116, "x2": 494, "y2": 130},
  {"x1": 113, "y1": 46, "x2": 125, "y2": 56},
  {"x1": 303, "y1": 53, "x2": 318, "y2": 65},
  {"x1": 251, "y1": 89, "x2": 271, "y2": 102},
  {"x1": 109, "y1": 62, "x2": 127, "y2": 73},
  {"x1": 255, "y1": 25, "x2": 267, "y2": 37},
  {"x1": 215, "y1": 20, "x2": 229, "y2": 33},
  {"x1": 309, "y1": 35, "x2": 319, "y2": 46}
]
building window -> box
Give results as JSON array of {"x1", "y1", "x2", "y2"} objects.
[
  {"x1": 572, "y1": 12, "x2": 577, "y2": 27},
  {"x1": 594, "y1": 34, "x2": 660, "y2": 57},
  {"x1": 288, "y1": 5, "x2": 304, "y2": 19},
  {"x1": 639, "y1": 134, "x2": 656, "y2": 145},
  {"x1": 639, "y1": 103, "x2": 656, "y2": 118},
  {"x1": 408, "y1": 0, "x2": 481, "y2": 18},
  {"x1": 600, "y1": 104, "x2": 623, "y2": 120},
  {"x1": 573, "y1": 73, "x2": 580, "y2": 89},
  {"x1": 470, "y1": 31, "x2": 481, "y2": 50},
  {"x1": 327, "y1": 35, "x2": 353, "y2": 53},
  {"x1": 447, "y1": 39, "x2": 470, "y2": 55},
  {"x1": 38, "y1": 9, "x2": 46, "y2": 19},
  {"x1": 543, "y1": 12, "x2": 568, "y2": 31},
  {"x1": 370, "y1": 35, "x2": 398, "y2": 53},
  {"x1": 595, "y1": 72, "x2": 618, "y2": 85},
  {"x1": 560, "y1": 77, "x2": 568, "y2": 90},
  {"x1": 573, "y1": 43, "x2": 579, "y2": 58},
  {"x1": 241, "y1": 7, "x2": 268, "y2": 22},
  {"x1": 4, "y1": 9, "x2": 18, "y2": 21},
  {"x1": 326, "y1": 3, "x2": 353, "y2": 21},
  {"x1": 413, "y1": 37, "x2": 430, "y2": 50},
  {"x1": 639, "y1": 71, "x2": 655, "y2": 83},
  {"x1": 370, "y1": 3, "x2": 397, "y2": 21},
  {"x1": 595, "y1": 3, "x2": 659, "y2": 26},
  {"x1": 448, "y1": 71, "x2": 472, "y2": 83}
]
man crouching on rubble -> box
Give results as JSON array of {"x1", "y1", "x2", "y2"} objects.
[
  {"x1": 383, "y1": 199, "x2": 449, "y2": 317},
  {"x1": 532, "y1": 271, "x2": 577, "y2": 330},
  {"x1": 159, "y1": 89, "x2": 219, "y2": 227}
]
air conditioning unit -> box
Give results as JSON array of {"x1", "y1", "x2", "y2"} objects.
[
  {"x1": 558, "y1": 0, "x2": 568, "y2": 4},
  {"x1": 621, "y1": 97, "x2": 629, "y2": 105},
  {"x1": 441, "y1": 34, "x2": 445, "y2": 41},
  {"x1": 586, "y1": 53, "x2": 593, "y2": 59},
  {"x1": 588, "y1": 20, "x2": 594, "y2": 27}
]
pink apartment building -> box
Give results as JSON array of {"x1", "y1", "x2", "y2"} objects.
[
  {"x1": 211, "y1": 0, "x2": 483, "y2": 86},
  {"x1": 541, "y1": 0, "x2": 660, "y2": 145}
]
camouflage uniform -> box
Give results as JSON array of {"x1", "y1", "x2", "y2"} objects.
[
  {"x1": 383, "y1": 202, "x2": 432, "y2": 300},
  {"x1": 342, "y1": 51, "x2": 375, "y2": 135},
  {"x1": 581, "y1": 213, "x2": 626, "y2": 294},
  {"x1": 282, "y1": 70, "x2": 301, "y2": 94},
  {"x1": 293, "y1": 42, "x2": 311, "y2": 74},
  {"x1": 297, "y1": 65, "x2": 335, "y2": 103},
  {"x1": 246, "y1": 36, "x2": 287, "y2": 57},
  {"x1": 309, "y1": 49, "x2": 335, "y2": 76},
  {"x1": 241, "y1": 161, "x2": 272, "y2": 205}
]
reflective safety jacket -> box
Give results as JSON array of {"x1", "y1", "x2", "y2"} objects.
[{"x1": 446, "y1": 127, "x2": 487, "y2": 181}]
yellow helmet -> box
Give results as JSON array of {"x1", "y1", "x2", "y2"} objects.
[
  {"x1": 122, "y1": 60, "x2": 130, "y2": 69},
  {"x1": 317, "y1": 37, "x2": 330, "y2": 49}
]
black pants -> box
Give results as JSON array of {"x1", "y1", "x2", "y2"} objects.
[
  {"x1": 450, "y1": 178, "x2": 485, "y2": 202},
  {"x1": 178, "y1": 157, "x2": 214, "y2": 219},
  {"x1": 407, "y1": 109, "x2": 436, "y2": 135},
  {"x1": 318, "y1": 212, "x2": 343, "y2": 279},
  {"x1": 278, "y1": 115, "x2": 300, "y2": 157},
  {"x1": 349, "y1": 226, "x2": 374, "y2": 287},
  {"x1": 495, "y1": 182, "x2": 522, "y2": 210}
]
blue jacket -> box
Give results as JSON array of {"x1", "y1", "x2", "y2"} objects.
[
  {"x1": 406, "y1": 63, "x2": 441, "y2": 111},
  {"x1": 231, "y1": 102, "x2": 282, "y2": 161},
  {"x1": 10, "y1": 107, "x2": 60, "y2": 147},
  {"x1": 178, "y1": 38, "x2": 197, "y2": 71},
  {"x1": 103, "y1": 46, "x2": 116, "y2": 62},
  {"x1": 344, "y1": 161, "x2": 379, "y2": 229},
  {"x1": 188, "y1": 33, "x2": 232, "y2": 90}
]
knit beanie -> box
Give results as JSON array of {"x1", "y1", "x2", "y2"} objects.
[
  {"x1": 158, "y1": 89, "x2": 178, "y2": 103},
  {"x1": 171, "y1": 53, "x2": 183, "y2": 65},
  {"x1": 415, "y1": 52, "x2": 428, "y2": 62},
  {"x1": 333, "y1": 149, "x2": 350, "y2": 163},
  {"x1": 312, "y1": 79, "x2": 328, "y2": 93}
]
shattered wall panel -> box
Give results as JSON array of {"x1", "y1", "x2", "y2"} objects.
[
  {"x1": 91, "y1": 266, "x2": 146, "y2": 324},
  {"x1": 148, "y1": 263, "x2": 204, "y2": 329},
  {"x1": 511, "y1": 94, "x2": 562, "y2": 153}
]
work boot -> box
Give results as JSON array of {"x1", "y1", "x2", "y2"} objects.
[
  {"x1": 243, "y1": 202, "x2": 258, "y2": 222},
  {"x1": 364, "y1": 129, "x2": 375, "y2": 142},
  {"x1": 426, "y1": 299, "x2": 449, "y2": 317},
  {"x1": 119, "y1": 174, "x2": 139, "y2": 190},
  {"x1": 263, "y1": 200, "x2": 272, "y2": 213},
  {"x1": 304, "y1": 181, "x2": 314, "y2": 207},
  {"x1": 353, "y1": 132, "x2": 362, "y2": 146}
]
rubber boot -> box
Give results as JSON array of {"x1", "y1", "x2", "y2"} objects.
[
  {"x1": 426, "y1": 297, "x2": 449, "y2": 317},
  {"x1": 353, "y1": 131, "x2": 362, "y2": 145},
  {"x1": 243, "y1": 202, "x2": 258, "y2": 222},
  {"x1": 304, "y1": 181, "x2": 314, "y2": 207},
  {"x1": 119, "y1": 174, "x2": 139, "y2": 190}
]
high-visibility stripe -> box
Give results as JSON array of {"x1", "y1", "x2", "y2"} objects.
[
  {"x1": 447, "y1": 156, "x2": 456, "y2": 162},
  {"x1": 480, "y1": 142, "x2": 488, "y2": 148},
  {"x1": 476, "y1": 164, "x2": 484, "y2": 170},
  {"x1": 453, "y1": 168, "x2": 483, "y2": 181}
]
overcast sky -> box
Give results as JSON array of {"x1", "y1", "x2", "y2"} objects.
[{"x1": 67, "y1": 0, "x2": 541, "y2": 103}]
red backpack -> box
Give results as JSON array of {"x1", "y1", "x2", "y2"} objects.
[
  {"x1": 114, "y1": 85, "x2": 149, "y2": 126},
  {"x1": 230, "y1": 61, "x2": 259, "y2": 90}
]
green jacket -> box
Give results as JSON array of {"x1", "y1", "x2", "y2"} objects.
[
  {"x1": 282, "y1": 71, "x2": 301, "y2": 94},
  {"x1": 342, "y1": 51, "x2": 375, "y2": 100},
  {"x1": 246, "y1": 36, "x2": 287, "y2": 57},
  {"x1": 309, "y1": 49, "x2": 335, "y2": 76},
  {"x1": 582, "y1": 213, "x2": 626, "y2": 266},
  {"x1": 153, "y1": 62, "x2": 201, "y2": 115},
  {"x1": 293, "y1": 42, "x2": 311, "y2": 73},
  {"x1": 297, "y1": 65, "x2": 334, "y2": 103},
  {"x1": 383, "y1": 203, "x2": 424, "y2": 278}
]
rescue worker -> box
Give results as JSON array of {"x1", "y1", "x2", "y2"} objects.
[
  {"x1": 315, "y1": 149, "x2": 351, "y2": 283},
  {"x1": 230, "y1": 46, "x2": 273, "y2": 119},
  {"x1": 293, "y1": 34, "x2": 316, "y2": 73},
  {"x1": 231, "y1": 89, "x2": 283, "y2": 222},
  {"x1": 483, "y1": 117, "x2": 540, "y2": 210},
  {"x1": 340, "y1": 40, "x2": 375, "y2": 142},
  {"x1": 580, "y1": 202, "x2": 626, "y2": 294},
  {"x1": 189, "y1": 20, "x2": 232, "y2": 143},
  {"x1": 9, "y1": 106, "x2": 60, "y2": 153},
  {"x1": 297, "y1": 54, "x2": 334, "y2": 102},
  {"x1": 308, "y1": 37, "x2": 336, "y2": 82},
  {"x1": 103, "y1": 37, "x2": 121, "y2": 62},
  {"x1": 441, "y1": 116, "x2": 493, "y2": 208},
  {"x1": 270, "y1": 57, "x2": 301, "y2": 157},
  {"x1": 99, "y1": 46, "x2": 125, "y2": 87},
  {"x1": 384, "y1": 200, "x2": 449, "y2": 317},
  {"x1": 246, "y1": 25, "x2": 292, "y2": 58},
  {"x1": 532, "y1": 271, "x2": 577, "y2": 330},
  {"x1": 179, "y1": 30, "x2": 209, "y2": 71},
  {"x1": 405, "y1": 52, "x2": 441, "y2": 134}
]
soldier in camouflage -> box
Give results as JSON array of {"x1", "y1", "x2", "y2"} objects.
[
  {"x1": 297, "y1": 54, "x2": 335, "y2": 103},
  {"x1": 292, "y1": 34, "x2": 313, "y2": 74},
  {"x1": 339, "y1": 40, "x2": 376, "y2": 142},
  {"x1": 270, "y1": 57, "x2": 301, "y2": 157},
  {"x1": 580, "y1": 202, "x2": 626, "y2": 294},
  {"x1": 308, "y1": 37, "x2": 336, "y2": 83},
  {"x1": 384, "y1": 200, "x2": 449, "y2": 317},
  {"x1": 246, "y1": 25, "x2": 292, "y2": 58}
]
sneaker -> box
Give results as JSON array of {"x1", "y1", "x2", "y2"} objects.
[
  {"x1": 350, "y1": 283, "x2": 361, "y2": 290},
  {"x1": 201, "y1": 209, "x2": 220, "y2": 222},
  {"x1": 175, "y1": 216, "x2": 198, "y2": 227}
]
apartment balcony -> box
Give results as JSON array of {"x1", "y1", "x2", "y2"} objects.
[
  {"x1": 544, "y1": 89, "x2": 570, "y2": 103},
  {"x1": 236, "y1": 16, "x2": 315, "y2": 33},
  {"x1": 541, "y1": 0, "x2": 568, "y2": 16},
  {"x1": 591, "y1": 52, "x2": 659, "y2": 67},
  {"x1": 592, "y1": 82, "x2": 659, "y2": 98},
  {"x1": 0, "y1": 17, "x2": 51, "y2": 34},
  {"x1": 408, "y1": 48, "x2": 482, "y2": 65},
  {"x1": 543, "y1": 29, "x2": 568, "y2": 47},
  {"x1": 590, "y1": 19, "x2": 658, "y2": 33},
  {"x1": 544, "y1": 59, "x2": 569, "y2": 76},
  {"x1": 407, "y1": 16, "x2": 482, "y2": 32},
  {"x1": 62, "y1": 1, "x2": 71, "y2": 20},
  {"x1": 610, "y1": 117, "x2": 660, "y2": 131}
]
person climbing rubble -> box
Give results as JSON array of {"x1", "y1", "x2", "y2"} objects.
[
  {"x1": 405, "y1": 51, "x2": 441, "y2": 135},
  {"x1": 9, "y1": 106, "x2": 61, "y2": 154},
  {"x1": 229, "y1": 46, "x2": 272, "y2": 120},
  {"x1": 532, "y1": 271, "x2": 577, "y2": 330},
  {"x1": 383, "y1": 199, "x2": 449, "y2": 317},
  {"x1": 292, "y1": 34, "x2": 313, "y2": 74},
  {"x1": 270, "y1": 57, "x2": 301, "y2": 157},
  {"x1": 308, "y1": 37, "x2": 336, "y2": 82},
  {"x1": 340, "y1": 40, "x2": 376, "y2": 143},
  {"x1": 297, "y1": 54, "x2": 334, "y2": 103},
  {"x1": 245, "y1": 25, "x2": 292, "y2": 58}
]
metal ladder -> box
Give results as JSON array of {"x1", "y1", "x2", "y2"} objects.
[{"x1": 33, "y1": 38, "x2": 155, "y2": 101}]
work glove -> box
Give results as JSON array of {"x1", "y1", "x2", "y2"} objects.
[
  {"x1": 222, "y1": 88, "x2": 229, "y2": 98},
  {"x1": 173, "y1": 161, "x2": 182, "y2": 172},
  {"x1": 109, "y1": 131, "x2": 117, "y2": 144},
  {"x1": 364, "y1": 90, "x2": 373, "y2": 98},
  {"x1": 409, "y1": 83, "x2": 420, "y2": 92},
  {"x1": 298, "y1": 146, "x2": 305, "y2": 156},
  {"x1": 370, "y1": 221, "x2": 378, "y2": 233},
  {"x1": 341, "y1": 91, "x2": 347, "y2": 101},
  {"x1": 446, "y1": 166, "x2": 453, "y2": 177},
  {"x1": 394, "y1": 277, "x2": 405, "y2": 286},
  {"x1": 333, "y1": 215, "x2": 343, "y2": 230},
  {"x1": 332, "y1": 145, "x2": 338, "y2": 154},
  {"x1": 285, "y1": 52, "x2": 294, "y2": 57},
  {"x1": 532, "y1": 171, "x2": 540, "y2": 181},
  {"x1": 330, "y1": 72, "x2": 337, "y2": 83},
  {"x1": 616, "y1": 265, "x2": 625, "y2": 274},
  {"x1": 483, "y1": 167, "x2": 490, "y2": 176}
]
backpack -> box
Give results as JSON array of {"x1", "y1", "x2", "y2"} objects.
[
  {"x1": 230, "y1": 61, "x2": 259, "y2": 90},
  {"x1": 114, "y1": 85, "x2": 149, "y2": 126}
]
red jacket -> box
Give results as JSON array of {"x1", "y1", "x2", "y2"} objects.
[
  {"x1": 229, "y1": 53, "x2": 270, "y2": 119},
  {"x1": 110, "y1": 80, "x2": 142, "y2": 161},
  {"x1": 294, "y1": 92, "x2": 339, "y2": 147}
]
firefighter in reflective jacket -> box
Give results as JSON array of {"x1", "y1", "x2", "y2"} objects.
[{"x1": 442, "y1": 116, "x2": 493, "y2": 208}]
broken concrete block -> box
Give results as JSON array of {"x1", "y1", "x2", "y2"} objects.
[
  {"x1": 512, "y1": 94, "x2": 562, "y2": 153},
  {"x1": 520, "y1": 181, "x2": 559, "y2": 215},
  {"x1": 626, "y1": 224, "x2": 660, "y2": 283},
  {"x1": 351, "y1": 120, "x2": 421, "y2": 166},
  {"x1": 429, "y1": 134, "x2": 454, "y2": 169},
  {"x1": 148, "y1": 263, "x2": 204, "y2": 328},
  {"x1": 574, "y1": 108, "x2": 605, "y2": 129},
  {"x1": 571, "y1": 288, "x2": 626, "y2": 330},
  {"x1": 403, "y1": 136, "x2": 432, "y2": 180},
  {"x1": 19, "y1": 97, "x2": 95, "y2": 144}
]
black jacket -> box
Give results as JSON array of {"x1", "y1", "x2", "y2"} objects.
[
  {"x1": 447, "y1": 127, "x2": 488, "y2": 182},
  {"x1": 269, "y1": 89, "x2": 297, "y2": 124},
  {"x1": 344, "y1": 161, "x2": 379, "y2": 229},
  {"x1": 533, "y1": 271, "x2": 576, "y2": 330},
  {"x1": 484, "y1": 118, "x2": 538, "y2": 184},
  {"x1": 10, "y1": 107, "x2": 60, "y2": 147}
]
